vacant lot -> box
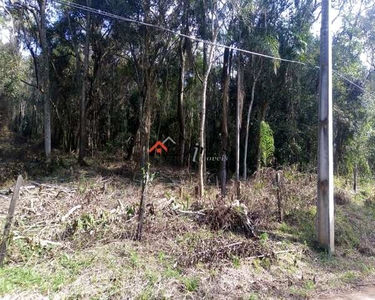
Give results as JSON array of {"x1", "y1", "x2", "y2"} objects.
[{"x1": 0, "y1": 135, "x2": 375, "y2": 299}]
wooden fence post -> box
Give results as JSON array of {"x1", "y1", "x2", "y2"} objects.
[
  {"x1": 276, "y1": 172, "x2": 283, "y2": 222},
  {"x1": 0, "y1": 175, "x2": 23, "y2": 267}
]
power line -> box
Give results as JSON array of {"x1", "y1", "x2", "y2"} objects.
[
  {"x1": 332, "y1": 70, "x2": 367, "y2": 94},
  {"x1": 54, "y1": 0, "x2": 308, "y2": 66},
  {"x1": 54, "y1": 0, "x2": 374, "y2": 98}
]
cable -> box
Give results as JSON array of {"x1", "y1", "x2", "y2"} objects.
[
  {"x1": 54, "y1": 0, "x2": 308, "y2": 66},
  {"x1": 54, "y1": 0, "x2": 374, "y2": 98},
  {"x1": 332, "y1": 70, "x2": 367, "y2": 93}
]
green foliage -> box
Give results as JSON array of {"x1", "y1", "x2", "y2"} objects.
[
  {"x1": 183, "y1": 277, "x2": 199, "y2": 292},
  {"x1": 0, "y1": 267, "x2": 43, "y2": 295},
  {"x1": 231, "y1": 255, "x2": 241, "y2": 268},
  {"x1": 335, "y1": 209, "x2": 360, "y2": 248},
  {"x1": 259, "y1": 121, "x2": 275, "y2": 167},
  {"x1": 248, "y1": 293, "x2": 259, "y2": 300},
  {"x1": 259, "y1": 232, "x2": 269, "y2": 245}
]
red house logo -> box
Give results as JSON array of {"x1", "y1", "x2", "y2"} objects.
[{"x1": 149, "y1": 141, "x2": 168, "y2": 155}]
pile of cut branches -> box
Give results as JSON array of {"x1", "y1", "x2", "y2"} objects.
[
  {"x1": 178, "y1": 236, "x2": 271, "y2": 267},
  {"x1": 198, "y1": 201, "x2": 258, "y2": 238}
]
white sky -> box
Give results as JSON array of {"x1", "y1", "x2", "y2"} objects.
[{"x1": 0, "y1": 3, "x2": 371, "y2": 66}]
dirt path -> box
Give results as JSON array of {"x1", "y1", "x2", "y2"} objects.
[{"x1": 317, "y1": 285, "x2": 375, "y2": 299}]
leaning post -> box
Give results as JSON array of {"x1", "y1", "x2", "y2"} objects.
[{"x1": 0, "y1": 175, "x2": 23, "y2": 266}]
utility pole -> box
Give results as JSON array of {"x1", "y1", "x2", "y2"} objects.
[{"x1": 317, "y1": 0, "x2": 334, "y2": 254}]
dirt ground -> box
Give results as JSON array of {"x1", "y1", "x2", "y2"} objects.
[{"x1": 316, "y1": 285, "x2": 375, "y2": 299}]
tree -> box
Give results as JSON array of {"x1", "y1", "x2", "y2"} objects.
[
  {"x1": 38, "y1": 0, "x2": 51, "y2": 162},
  {"x1": 220, "y1": 47, "x2": 231, "y2": 196},
  {"x1": 7, "y1": 0, "x2": 52, "y2": 161},
  {"x1": 197, "y1": 34, "x2": 217, "y2": 198},
  {"x1": 78, "y1": 0, "x2": 91, "y2": 164}
]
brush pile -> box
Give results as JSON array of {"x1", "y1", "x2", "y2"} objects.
[
  {"x1": 198, "y1": 201, "x2": 258, "y2": 238},
  {"x1": 178, "y1": 236, "x2": 270, "y2": 267}
]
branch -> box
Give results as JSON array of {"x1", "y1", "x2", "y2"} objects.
[
  {"x1": 193, "y1": 60, "x2": 204, "y2": 83},
  {"x1": 20, "y1": 79, "x2": 43, "y2": 92},
  {"x1": 61, "y1": 205, "x2": 82, "y2": 222}
]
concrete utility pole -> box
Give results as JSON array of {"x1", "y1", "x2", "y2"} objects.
[{"x1": 317, "y1": 0, "x2": 334, "y2": 254}]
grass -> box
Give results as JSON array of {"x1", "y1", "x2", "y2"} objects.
[
  {"x1": 183, "y1": 276, "x2": 199, "y2": 292},
  {"x1": 341, "y1": 271, "x2": 359, "y2": 284},
  {"x1": 0, "y1": 265, "x2": 76, "y2": 295},
  {"x1": 248, "y1": 293, "x2": 259, "y2": 300},
  {"x1": 231, "y1": 255, "x2": 241, "y2": 268},
  {"x1": 0, "y1": 267, "x2": 43, "y2": 294}
]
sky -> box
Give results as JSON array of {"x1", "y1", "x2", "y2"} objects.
[{"x1": 0, "y1": 2, "x2": 370, "y2": 67}]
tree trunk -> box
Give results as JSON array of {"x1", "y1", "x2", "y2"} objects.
[
  {"x1": 136, "y1": 68, "x2": 153, "y2": 241},
  {"x1": 243, "y1": 68, "x2": 261, "y2": 180},
  {"x1": 136, "y1": 0, "x2": 153, "y2": 241},
  {"x1": 178, "y1": 38, "x2": 186, "y2": 167},
  {"x1": 79, "y1": 0, "x2": 90, "y2": 164},
  {"x1": 235, "y1": 52, "x2": 244, "y2": 195},
  {"x1": 220, "y1": 47, "x2": 231, "y2": 196},
  {"x1": 38, "y1": 0, "x2": 51, "y2": 162},
  {"x1": 198, "y1": 38, "x2": 217, "y2": 199}
]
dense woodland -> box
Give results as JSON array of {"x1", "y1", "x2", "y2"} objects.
[{"x1": 1, "y1": 0, "x2": 375, "y2": 190}]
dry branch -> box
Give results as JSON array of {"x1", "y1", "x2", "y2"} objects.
[
  {"x1": 30, "y1": 181, "x2": 76, "y2": 193},
  {"x1": 13, "y1": 235, "x2": 62, "y2": 247},
  {"x1": 177, "y1": 209, "x2": 206, "y2": 216},
  {"x1": 0, "y1": 195, "x2": 10, "y2": 201},
  {"x1": 61, "y1": 205, "x2": 82, "y2": 222},
  {"x1": 243, "y1": 249, "x2": 300, "y2": 261}
]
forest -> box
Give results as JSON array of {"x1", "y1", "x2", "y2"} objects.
[
  {"x1": 2, "y1": 0, "x2": 374, "y2": 179},
  {"x1": 0, "y1": 0, "x2": 375, "y2": 299}
]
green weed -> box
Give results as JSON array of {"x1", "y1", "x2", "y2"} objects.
[
  {"x1": 231, "y1": 255, "x2": 241, "y2": 268},
  {"x1": 183, "y1": 277, "x2": 199, "y2": 292}
]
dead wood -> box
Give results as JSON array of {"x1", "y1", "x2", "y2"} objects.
[
  {"x1": 0, "y1": 175, "x2": 23, "y2": 266},
  {"x1": 30, "y1": 181, "x2": 75, "y2": 193},
  {"x1": 13, "y1": 235, "x2": 62, "y2": 247},
  {"x1": 199, "y1": 202, "x2": 257, "y2": 238},
  {"x1": 0, "y1": 195, "x2": 10, "y2": 201},
  {"x1": 61, "y1": 205, "x2": 82, "y2": 222},
  {"x1": 177, "y1": 209, "x2": 206, "y2": 216}
]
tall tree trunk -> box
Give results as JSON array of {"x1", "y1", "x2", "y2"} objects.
[
  {"x1": 136, "y1": 0, "x2": 153, "y2": 241},
  {"x1": 243, "y1": 68, "x2": 261, "y2": 180},
  {"x1": 136, "y1": 68, "x2": 153, "y2": 241},
  {"x1": 38, "y1": 0, "x2": 51, "y2": 162},
  {"x1": 79, "y1": 0, "x2": 90, "y2": 164},
  {"x1": 236, "y1": 53, "x2": 244, "y2": 187},
  {"x1": 198, "y1": 38, "x2": 217, "y2": 198},
  {"x1": 177, "y1": 0, "x2": 189, "y2": 167},
  {"x1": 178, "y1": 38, "x2": 186, "y2": 167},
  {"x1": 220, "y1": 47, "x2": 231, "y2": 196}
]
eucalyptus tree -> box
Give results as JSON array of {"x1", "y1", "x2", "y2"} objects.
[
  {"x1": 194, "y1": 1, "x2": 220, "y2": 198},
  {"x1": 78, "y1": 0, "x2": 91, "y2": 164},
  {"x1": 8, "y1": 0, "x2": 52, "y2": 161}
]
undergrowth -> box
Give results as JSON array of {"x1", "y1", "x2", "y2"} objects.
[{"x1": 0, "y1": 163, "x2": 375, "y2": 299}]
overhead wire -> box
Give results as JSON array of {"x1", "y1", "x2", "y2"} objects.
[
  {"x1": 54, "y1": 0, "x2": 309, "y2": 66},
  {"x1": 54, "y1": 0, "x2": 374, "y2": 97}
]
